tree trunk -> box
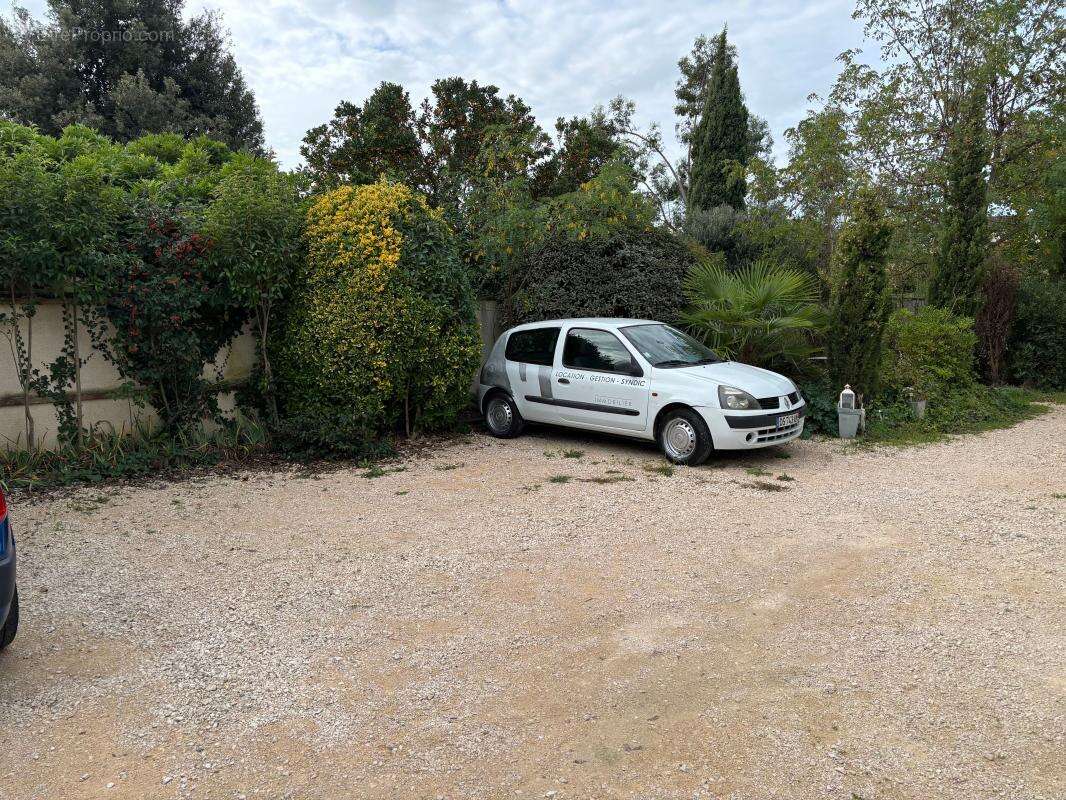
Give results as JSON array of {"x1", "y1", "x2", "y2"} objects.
[
  {"x1": 26, "y1": 310, "x2": 34, "y2": 450},
  {"x1": 404, "y1": 390, "x2": 411, "y2": 439},
  {"x1": 258, "y1": 301, "x2": 278, "y2": 425},
  {"x1": 71, "y1": 302, "x2": 84, "y2": 447}
]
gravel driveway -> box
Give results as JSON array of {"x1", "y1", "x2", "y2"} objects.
[{"x1": 1, "y1": 407, "x2": 1064, "y2": 800}]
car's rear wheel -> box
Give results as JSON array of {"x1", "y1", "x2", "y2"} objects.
[
  {"x1": 658, "y1": 408, "x2": 713, "y2": 466},
  {"x1": 484, "y1": 393, "x2": 525, "y2": 439},
  {"x1": 0, "y1": 588, "x2": 18, "y2": 651}
]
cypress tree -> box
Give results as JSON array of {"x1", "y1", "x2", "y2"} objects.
[
  {"x1": 688, "y1": 29, "x2": 749, "y2": 213},
  {"x1": 828, "y1": 188, "x2": 894, "y2": 401},
  {"x1": 929, "y1": 86, "x2": 990, "y2": 318}
]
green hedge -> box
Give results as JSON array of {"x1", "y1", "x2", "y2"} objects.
[
  {"x1": 505, "y1": 226, "x2": 696, "y2": 326},
  {"x1": 881, "y1": 306, "x2": 977, "y2": 401},
  {"x1": 1008, "y1": 275, "x2": 1066, "y2": 390}
]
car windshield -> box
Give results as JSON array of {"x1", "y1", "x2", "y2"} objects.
[{"x1": 620, "y1": 324, "x2": 720, "y2": 368}]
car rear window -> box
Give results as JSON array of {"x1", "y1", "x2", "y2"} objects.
[{"x1": 505, "y1": 327, "x2": 560, "y2": 366}]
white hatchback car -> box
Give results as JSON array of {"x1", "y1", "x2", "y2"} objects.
[{"x1": 478, "y1": 318, "x2": 805, "y2": 465}]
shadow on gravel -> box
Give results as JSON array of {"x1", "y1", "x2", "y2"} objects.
[{"x1": 477, "y1": 422, "x2": 802, "y2": 471}]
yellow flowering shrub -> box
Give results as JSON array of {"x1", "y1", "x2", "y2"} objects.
[{"x1": 276, "y1": 179, "x2": 481, "y2": 438}]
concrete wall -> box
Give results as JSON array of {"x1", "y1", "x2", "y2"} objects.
[
  {"x1": 0, "y1": 300, "x2": 256, "y2": 451},
  {"x1": 1, "y1": 299, "x2": 499, "y2": 451}
]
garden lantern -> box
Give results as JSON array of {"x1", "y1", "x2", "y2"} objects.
[{"x1": 837, "y1": 384, "x2": 864, "y2": 439}]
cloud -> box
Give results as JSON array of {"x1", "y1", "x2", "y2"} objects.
[{"x1": 17, "y1": 0, "x2": 866, "y2": 169}]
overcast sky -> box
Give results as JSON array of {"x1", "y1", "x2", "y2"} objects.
[{"x1": 17, "y1": 0, "x2": 869, "y2": 169}]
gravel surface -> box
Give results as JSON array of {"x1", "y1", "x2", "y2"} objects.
[{"x1": 1, "y1": 407, "x2": 1064, "y2": 800}]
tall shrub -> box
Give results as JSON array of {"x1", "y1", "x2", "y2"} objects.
[
  {"x1": 203, "y1": 154, "x2": 304, "y2": 422},
  {"x1": 275, "y1": 180, "x2": 480, "y2": 440},
  {"x1": 827, "y1": 188, "x2": 893, "y2": 401},
  {"x1": 93, "y1": 202, "x2": 246, "y2": 430},
  {"x1": 929, "y1": 86, "x2": 990, "y2": 318},
  {"x1": 1007, "y1": 275, "x2": 1066, "y2": 390},
  {"x1": 881, "y1": 307, "x2": 977, "y2": 402}
]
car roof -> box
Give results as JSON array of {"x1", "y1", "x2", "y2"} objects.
[{"x1": 506, "y1": 318, "x2": 662, "y2": 333}]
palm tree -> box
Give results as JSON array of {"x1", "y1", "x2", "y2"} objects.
[{"x1": 681, "y1": 255, "x2": 828, "y2": 371}]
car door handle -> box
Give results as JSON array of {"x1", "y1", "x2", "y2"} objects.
[{"x1": 557, "y1": 378, "x2": 570, "y2": 384}]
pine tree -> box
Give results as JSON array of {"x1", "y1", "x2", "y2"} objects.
[
  {"x1": 828, "y1": 188, "x2": 894, "y2": 401},
  {"x1": 929, "y1": 86, "x2": 990, "y2": 318},
  {"x1": 687, "y1": 29, "x2": 750, "y2": 213}
]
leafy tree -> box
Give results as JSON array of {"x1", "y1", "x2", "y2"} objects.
[
  {"x1": 930, "y1": 85, "x2": 990, "y2": 317},
  {"x1": 682, "y1": 256, "x2": 827, "y2": 372},
  {"x1": 827, "y1": 188, "x2": 894, "y2": 401},
  {"x1": 688, "y1": 28, "x2": 750, "y2": 213},
  {"x1": 530, "y1": 112, "x2": 621, "y2": 198},
  {"x1": 203, "y1": 155, "x2": 304, "y2": 423},
  {"x1": 830, "y1": 0, "x2": 1061, "y2": 241},
  {"x1": 418, "y1": 76, "x2": 551, "y2": 211},
  {"x1": 466, "y1": 158, "x2": 656, "y2": 299},
  {"x1": 0, "y1": 1, "x2": 263, "y2": 150},
  {"x1": 781, "y1": 105, "x2": 855, "y2": 284},
  {"x1": 300, "y1": 81, "x2": 423, "y2": 191}
]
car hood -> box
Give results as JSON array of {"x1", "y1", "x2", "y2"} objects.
[{"x1": 668, "y1": 361, "x2": 796, "y2": 398}]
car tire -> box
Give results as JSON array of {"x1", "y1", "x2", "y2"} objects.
[
  {"x1": 0, "y1": 588, "x2": 17, "y2": 651},
  {"x1": 484, "y1": 393, "x2": 525, "y2": 439},
  {"x1": 658, "y1": 408, "x2": 713, "y2": 466}
]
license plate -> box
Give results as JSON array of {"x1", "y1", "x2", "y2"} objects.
[{"x1": 777, "y1": 412, "x2": 799, "y2": 429}]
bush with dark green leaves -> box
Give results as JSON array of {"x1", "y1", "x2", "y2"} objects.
[
  {"x1": 1008, "y1": 275, "x2": 1066, "y2": 390},
  {"x1": 505, "y1": 227, "x2": 696, "y2": 326},
  {"x1": 794, "y1": 373, "x2": 839, "y2": 436},
  {"x1": 881, "y1": 306, "x2": 977, "y2": 402}
]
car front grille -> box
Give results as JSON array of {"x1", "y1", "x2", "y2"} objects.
[{"x1": 755, "y1": 422, "x2": 803, "y2": 443}]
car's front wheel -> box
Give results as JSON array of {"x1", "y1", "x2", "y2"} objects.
[
  {"x1": 658, "y1": 408, "x2": 713, "y2": 466},
  {"x1": 484, "y1": 393, "x2": 525, "y2": 439},
  {"x1": 0, "y1": 588, "x2": 18, "y2": 651}
]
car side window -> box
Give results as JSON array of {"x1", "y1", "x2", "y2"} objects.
[
  {"x1": 505, "y1": 327, "x2": 560, "y2": 366},
  {"x1": 562, "y1": 329, "x2": 639, "y2": 374}
]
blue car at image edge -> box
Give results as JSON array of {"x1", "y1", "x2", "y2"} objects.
[{"x1": 0, "y1": 488, "x2": 17, "y2": 651}]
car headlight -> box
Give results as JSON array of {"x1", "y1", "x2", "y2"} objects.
[{"x1": 718, "y1": 385, "x2": 759, "y2": 410}]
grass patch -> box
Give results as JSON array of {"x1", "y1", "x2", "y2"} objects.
[
  {"x1": 362, "y1": 464, "x2": 406, "y2": 479},
  {"x1": 548, "y1": 474, "x2": 572, "y2": 484},
  {"x1": 864, "y1": 386, "x2": 1050, "y2": 446},
  {"x1": 394, "y1": 490, "x2": 409, "y2": 496},
  {"x1": 745, "y1": 466, "x2": 772, "y2": 477},
  {"x1": 579, "y1": 474, "x2": 635, "y2": 484},
  {"x1": 772, "y1": 450, "x2": 792, "y2": 459},
  {"x1": 1052, "y1": 492, "x2": 1066, "y2": 500},
  {"x1": 0, "y1": 416, "x2": 268, "y2": 492},
  {"x1": 643, "y1": 463, "x2": 675, "y2": 477},
  {"x1": 749, "y1": 480, "x2": 788, "y2": 492},
  {"x1": 562, "y1": 449, "x2": 585, "y2": 459},
  {"x1": 776, "y1": 474, "x2": 795, "y2": 482}
]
